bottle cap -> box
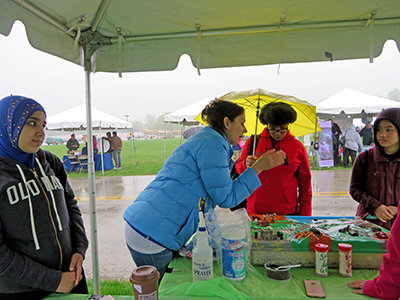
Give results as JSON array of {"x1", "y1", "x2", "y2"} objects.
[
  {"x1": 338, "y1": 243, "x2": 352, "y2": 251},
  {"x1": 315, "y1": 243, "x2": 329, "y2": 252}
]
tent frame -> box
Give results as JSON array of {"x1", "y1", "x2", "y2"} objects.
[{"x1": 5, "y1": 0, "x2": 400, "y2": 295}]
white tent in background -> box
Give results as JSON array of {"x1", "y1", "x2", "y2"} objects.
[
  {"x1": 162, "y1": 96, "x2": 214, "y2": 161},
  {"x1": 316, "y1": 89, "x2": 400, "y2": 119},
  {"x1": 47, "y1": 105, "x2": 133, "y2": 174},
  {"x1": 46, "y1": 104, "x2": 132, "y2": 130},
  {"x1": 163, "y1": 96, "x2": 216, "y2": 125}
]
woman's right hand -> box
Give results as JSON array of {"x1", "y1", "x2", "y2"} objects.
[
  {"x1": 250, "y1": 149, "x2": 286, "y2": 175},
  {"x1": 56, "y1": 271, "x2": 80, "y2": 294},
  {"x1": 374, "y1": 205, "x2": 395, "y2": 223}
]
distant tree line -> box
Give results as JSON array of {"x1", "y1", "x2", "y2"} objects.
[
  {"x1": 132, "y1": 112, "x2": 190, "y2": 131},
  {"x1": 387, "y1": 88, "x2": 400, "y2": 101}
]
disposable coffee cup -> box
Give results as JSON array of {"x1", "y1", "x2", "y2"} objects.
[{"x1": 130, "y1": 265, "x2": 160, "y2": 300}]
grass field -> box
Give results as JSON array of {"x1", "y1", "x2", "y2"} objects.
[
  {"x1": 41, "y1": 138, "x2": 183, "y2": 178},
  {"x1": 87, "y1": 278, "x2": 133, "y2": 296}
]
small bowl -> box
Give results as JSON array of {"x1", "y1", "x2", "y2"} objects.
[{"x1": 264, "y1": 263, "x2": 291, "y2": 280}]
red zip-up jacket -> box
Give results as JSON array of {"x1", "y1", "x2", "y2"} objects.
[{"x1": 235, "y1": 129, "x2": 312, "y2": 215}]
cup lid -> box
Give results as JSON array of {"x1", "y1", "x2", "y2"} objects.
[
  {"x1": 338, "y1": 243, "x2": 352, "y2": 251},
  {"x1": 130, "y1": 265, "x2": 160, "y2": 282},
  {"x1": 315, "y1": 243, "x2": 329, "y2": 252}
]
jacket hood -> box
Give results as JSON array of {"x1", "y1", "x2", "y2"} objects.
[
  {"x1": 373, "y1": 108, "x2": 400, "y2": 152},
  {"x1": 347, "y1": 124, "x2": 356, "y2": 131}
]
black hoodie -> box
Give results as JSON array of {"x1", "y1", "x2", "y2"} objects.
[{"x1": 0, "y1": 149, "x2": 88, "y2": 293}]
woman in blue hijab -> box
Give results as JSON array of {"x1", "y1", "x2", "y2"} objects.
[
  {"x1": 0, "y1": 95, "x2": 46, "y2": 169},
  {"x1": 0, "y1": 95, "x2": 89, "y2": 300}
]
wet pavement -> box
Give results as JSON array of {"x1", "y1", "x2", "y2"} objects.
[{"x1": 70, "y1": 169, "x2": 357, "y2": 280}]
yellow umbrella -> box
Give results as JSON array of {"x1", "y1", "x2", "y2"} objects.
[{"x1": 195, "y1": 88, "x2": 321, "y2": 138}]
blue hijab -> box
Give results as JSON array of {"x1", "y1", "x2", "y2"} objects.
[{"x1": 0, "y1": 95, "x2": 46, "y2": 169}]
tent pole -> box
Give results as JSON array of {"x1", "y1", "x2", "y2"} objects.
[
  {"x1": 131, "y1": 128, "x2": 134, "y2": 166},
  {"x1": 164, "y1": 122, "x2": 167, "y2": 162},
  {"x1": 84, "y1": 48, "x2": 101, "y2": 295},
  {"x1": 100, "y1": 122, "x2": 105, "y2": 175}
]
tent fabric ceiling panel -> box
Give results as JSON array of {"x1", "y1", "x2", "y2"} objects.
[
  {"x1": 0, "y1": 1, "x2": 82, "y2": 65},
  {"x1": 1, "y1": 0, "x2": 399, "y2": 73}
]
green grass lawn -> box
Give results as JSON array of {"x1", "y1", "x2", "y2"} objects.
[
  {"x1": 41, "y1": 138, "x2": 182, "y2": 178},
  {"x1": 87, "y1": 278, "x2": 134, "y2": 296}
]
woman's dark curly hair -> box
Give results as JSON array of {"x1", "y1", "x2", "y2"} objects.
[
  {"x1": 201, "y1": 100, "x2": 244, "y2": 136},
  {"x1": 259, "y1": 101, "x2": 297, "y2": 126}
]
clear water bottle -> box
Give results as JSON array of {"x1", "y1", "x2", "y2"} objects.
[{"x1": 192, "y1": 203, "x2": 213, "y2": 282}]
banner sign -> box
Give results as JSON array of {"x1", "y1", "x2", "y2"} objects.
[{"x1": 318, "y1": 121, "x2": 334, "y2": 168}]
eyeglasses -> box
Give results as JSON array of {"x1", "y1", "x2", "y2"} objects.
[{"x1": 267, "y1": 127, "x2": 288, "y2": 134}]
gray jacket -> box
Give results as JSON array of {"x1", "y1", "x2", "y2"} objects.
[{"x1": 342, "y1": 124, "x2": 362, "y2": 152}]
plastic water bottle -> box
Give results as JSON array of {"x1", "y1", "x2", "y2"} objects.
[{"x1": 192, "y1": 209, "x2": 213, "y2": 282}]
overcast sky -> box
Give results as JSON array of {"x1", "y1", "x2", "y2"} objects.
[{"x1": 1, "y1": 21, "x2": 400, "y2": 122}]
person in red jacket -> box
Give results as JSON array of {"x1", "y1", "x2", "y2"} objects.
[
  {"x1": 235, "y1": 101, "x2": 312, "y2": 215},
  {"x1": 349, "y1": 214, "x2": 400, "y2": 299}
]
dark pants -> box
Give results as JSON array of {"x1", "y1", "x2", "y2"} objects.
[
  {"x1": 343, "y1": 147, "x2": 357, "y2": 167},
  {"x1": 332, "y1": 140, "x2": 341, "y2": 165},
  {"x1": 0, "y1": 268, "x2": 88, "y2": 300}
]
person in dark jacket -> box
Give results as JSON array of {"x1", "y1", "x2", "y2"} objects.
[
  {"x1": 0, "y1": 95, "x2": 89, "y2": 299},
  {"x1": 66, "y1": 134, "x2": 79, "y2": 153},
  {"x1": 359, "y1": 121, "x2": 374, "y2": 146},
  {"x1": 350, "y1": 108, "x2": 399, "y2": 230},
  {"x1": 329, "y1": 119, "x2": 342, "y2": 166}
]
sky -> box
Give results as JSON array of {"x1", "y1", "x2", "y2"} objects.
[{"x1": 1, "y1": 21, "x2": 400, "y2": 123}]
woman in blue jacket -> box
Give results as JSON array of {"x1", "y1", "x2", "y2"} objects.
[{"x1": 124, "y1": 100, "x2": 287, "y2": 280}]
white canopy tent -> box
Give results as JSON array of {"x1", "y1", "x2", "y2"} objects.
[
  {"x1": 1, "y1": 0, "x2": 400, "y2": 293},
  {"x1": 163, "y1": 96, "x2": 213, "y2": 160},
  {"x1": 47, "y1": 104, "x2": 132, "y2": 130},
  {"x1": 163, "y1": 96, "x2": 216, "y2": 126},
  {"x1": 47, "y1": 105, "x2": 133, "y2": 174},
  {"x1": 316, "y1": 88, "x2": 400, "y2": 119}
]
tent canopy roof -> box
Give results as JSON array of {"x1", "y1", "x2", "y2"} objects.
[
  {"x1": 46, "y1": 104, "x2": 132, "y2": 130},
  {"x1": 316, "y1": 88, "x2": 400, "y2": 118},
  {"x1": 1, "y1": 0, "x2": 399, "y2": 73},
  {"x1": 163, "y1": 96, "x2": 215, "y2": 125}
]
